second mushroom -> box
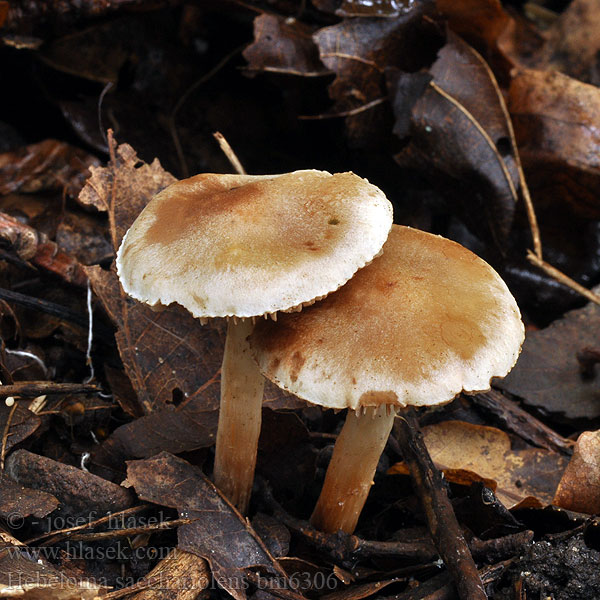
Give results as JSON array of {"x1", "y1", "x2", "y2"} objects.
[{"x1": 250, "y1": 225, "x2": 524, "y2": 533}]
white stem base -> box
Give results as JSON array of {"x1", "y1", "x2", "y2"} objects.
[
  {"x1": 213, "y1": 319, "x2": 265, "y2": 514},
  {"x1": 310, "y1": 406, "x2": 396, "y2": 534}
]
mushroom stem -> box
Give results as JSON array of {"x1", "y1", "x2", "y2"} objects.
[
  {"x1": 310, "y1": 405, "x2": 395, "y2": 534},
  {"x1": 214, "y1": 318, "x2": 265, "y2": 514}
]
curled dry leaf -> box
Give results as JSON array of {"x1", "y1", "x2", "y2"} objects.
[
  {"x1": 0, "y1": 401, "x2": 40, "y2": 452},
  {"x1": 521, "y1": 0, "x2": 600, "y2": 86},
  {"x1": 498, "y1": 289, "x2": 600, "y2": 420},
  {"x1": 389, "y1": 420, "x2": 568, "y2": 508},
  {"x1": 127, "y1": 452, "x2": 292, "y2": 600},
  {"x1": 508, "y1": 68, "x2": 600, "y2": 219},
  {"x1": 0, "y1": 139, "x2": 99, "y2": 199},
  {"x1": 243, "y1": 14, "x2": 328, "y2": 77},
  {"x1": 435, "y1": 0, "x2": 544, "y2": 77},
  {"x1": 554, "y1": 430, "x2": 600, "y2": 514},
  {"x1": 92, "y1": 395, "x2": 219, "y2": 469},
  {"x1": 393, "y1": 34, "x2": 520, "y2": 246},
  {"x1": 313, "y1": 4, "x2": 437, "y2": 146},
  {"x1": 0, "y1": 211, "x2": 88, "y2": 287}
]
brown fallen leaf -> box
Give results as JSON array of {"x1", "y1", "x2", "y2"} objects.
[
  {"x1": 498, "y1": 290, "x2": 600, "y2": 420},
  {"x1": 6, "y1": 449, "x2": 134, "y2": 519},
  {"x1": 520, "y1": 0, "x2": 600, "y2": 86},
  {"x1": 92, "y1": 395, "x2": 220, "y2": 470},
  {"x1": 0, "y1": 397, "x2": 41, "y2": 452},
  {"x1": 87, "y1": 265, "x2": 225, "y2": 414},
  {"x1": 127, "y1": 452, "x2": 295, "y2": 600},
  {"x1": 554, "y1": 430, "x2": 600, "y2": 514},
  {"x1": 435, "y1": 0, "x2": 544, "y2": 78},
  {"x1": 393, "y1": 34, "x2": 521, "y2": 246},
  {"x1": 0, "y1": 139, "x2": 99, "y2": 199},
  {"x1": 243, "y1": 14, "x2": 328, "y2": 77},
  {"x1": 508, "y1": 68, "x2": 600, "y2": 219},
  {"x1": 388, "y1": 420, "x2": 568, "y2": 508},
  {"x1": 78, "y1": 136, "x2": 176, "y2": 247},
  {"x1": 313, "y1": 5, "x2": 439, "y2": 146},
  {"x1": 0, "y1": 211, "x2": 88, "y2": 287}
]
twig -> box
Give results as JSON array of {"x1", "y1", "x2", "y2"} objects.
[
  {"x1": 394, "y1": 409, "x2": 487, "y2": 600},
  {"x1": 61, "y1": 517, "x2": 194, "y2": 542},
  {"x1": 527, "y1": 250, "x2": 600, "y2": 306},
  {"x1": 0, "y1": 382, "x2": 100, "y2": 398},
  {"x1": 213, "y1": 132, "x2": 246, "y2": 175},
  {"x1": 0, "y1": 401, "x2": 18, "y2": 471},
  {"x1": 25, "y1": 504, "x2": 151, "y2": 545},
  {"x1": 299, "y1": 97, "x2": 386, "y2": 120},
  {"x1": 260, "y1": 481, "x2": 438, "y2": 565}
]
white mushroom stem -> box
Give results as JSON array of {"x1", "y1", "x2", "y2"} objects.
[
  {"x1": 213, "y1": 318, "x2": 265, "y2": 514},
  {"x1": 310, "y1": 405, "x2": 396, "y2": 534}
]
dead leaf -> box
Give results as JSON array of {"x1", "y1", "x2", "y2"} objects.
[
  {"x1": 498, "y1": 291, "x2": 600, "y2": 420},
  {"x1": 6, "y1": 449, "x2": 134, "y2": 519},
  {"x1": 55, "y1": 212, "x2": 113, "y2": 265},
  {"x1": 554, "y1": 430, "x2": 600, "y2": 514},
  {"x1": 87, "y1": 265, "x2": 225, "y2": 414},
  {"x1": 507, "y1": 68, "x2": 600, "y2": 219},
  {"x1": 435, "y1": 0, "x2": 544, "y2": 77},
  {"x1": 92, "y1": 396, "x2": 219, "y2": 470},
  {"x1": 313, "y1": 5, "x2": 439, "y2": 146},
  {"x1": 0, "y1": 401, "x2": 40, "y2": 452},
  {"x1": 127, "y1": 452, "x2": 293, "y2": 600},
  {"x1": 524, "y1": 0, "x2": 600, "y2": 86},
  {"x1": 243, "y1": 14, "x2": 328, "y2": 77},
  {"x1": 389, "y1": 421, "x2": 568, "y2": 508},
  {"x1": 0, "y1": 211, "x2": 88, "y2": 286},
  {"x1": 84, "y1": 138, "x2": 176, "y2": 248},
  {"x1": 0, "y1": 140, "x2": 100, "y2": 199},
  {"x1": 393, "y1": 34, "x2": 520, "y2": 246}
]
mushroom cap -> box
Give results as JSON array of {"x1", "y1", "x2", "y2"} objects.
[
  {"x1": 249, "y1": 225, "x2": 525, "y2": 410},
  {"x1": 116, "y1": 170, "x2": 393, "y2": 319}
]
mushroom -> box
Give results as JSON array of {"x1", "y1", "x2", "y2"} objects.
[
  {"x1": 116, "y1": 170, "x2": 393, "y2": 513},
  {"x1": 249, "y1": 224, "x2": 524, "y2": 533}
]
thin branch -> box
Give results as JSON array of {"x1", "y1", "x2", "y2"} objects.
[
  {"x1": 299, "y1": 97, "x2": 386, "y2": 120},
  {"x1": 0, "y1": 401, "x2": 18, "y2": 471},
  {"x1": 0, "y1": 382, "x2": 100, "y2": 398},
  {"x1": 395, "y1": 409, "x2": 487, "y2": 600},
  {"x1": 213, "y1": 132, "x2": 246, "y2": 175},
  {"x1": 26, "y1": 504, "x2": 151, "y2": 545},
  {"x1": 527, "y1": 251, "x2": 600, "y2": 306}
]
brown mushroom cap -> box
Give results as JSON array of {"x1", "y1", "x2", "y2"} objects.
[
  {"x1": 116, "y1": 170, "x2": 392, "y2": 319},
  {"x1": 250, "y1": 225, "x2": 524, "y2": 410}
]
